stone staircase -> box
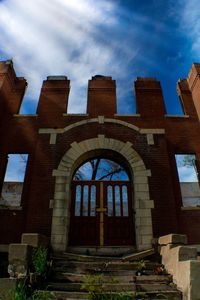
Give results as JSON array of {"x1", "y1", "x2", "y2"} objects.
[{"x1": 45, "y1": 250, "x2": 182, "y2": 300}]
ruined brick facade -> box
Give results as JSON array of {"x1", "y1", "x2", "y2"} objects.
[{"x1": 1, "y1": 60, "x2": 200, "y2": 251}]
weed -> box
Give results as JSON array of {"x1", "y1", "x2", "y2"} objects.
[
  {"x1": 31, "y1": 290, "x2": 55, "y2": 300},
  {"x1": 32, "y1": 246, "x2": 48, "y2": 275},
  {"x1": 81, "y1": 274, "x2": 148, "y2": 300}
]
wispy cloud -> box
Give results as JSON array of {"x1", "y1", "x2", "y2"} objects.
[
  {"x1": 0, "y1": 0, "x2": 120, "y2": 113},
  {"x1": 0, "y1": 0, "x2": 196, "y2": 114},
  {"x1": 179, "y1": 0, "x2": 200, "y2": 54}
]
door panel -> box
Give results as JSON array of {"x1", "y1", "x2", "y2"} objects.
[
  {"x1": 69, "y1": 181, "x2": 100, "y2": 246},
  {"x1": 103, "y1": 181, "x2": 134, "y2": 246}
]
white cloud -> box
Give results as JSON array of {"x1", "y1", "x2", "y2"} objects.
[
  {"x1": 0, "y1": 0, "x2": 119, "y2": 113},
  {"x1": 177, "y1": 166, "x2": 198, "y2": 182},
  {"x1": 179, "y1": 0, "x2": 200, "y2": 53},
  {"x1": 0, "y1": 0, "x2": 180, "y2": 114}
]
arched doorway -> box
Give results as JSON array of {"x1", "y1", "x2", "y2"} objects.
[
  {"x1": 69, "y1": 158, "x2": 135, "y2": 246},
  {"x1": 51, "y1": 136, "x2": 154, "y2": 252}
]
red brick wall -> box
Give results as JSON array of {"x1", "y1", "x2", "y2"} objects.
[{"x1": 1, "y1": 60, "x2": 200, "y2": 245}]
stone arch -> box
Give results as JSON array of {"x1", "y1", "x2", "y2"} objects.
[{"x1": 51, "y1": 135, "x2": 154, "y2": 252}]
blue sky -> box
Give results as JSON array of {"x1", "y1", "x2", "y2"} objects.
[{"x1": 0, "y1": 0, "x2": 200, "y2": 115}]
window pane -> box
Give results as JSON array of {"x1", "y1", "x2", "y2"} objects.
[
  {"x1": 73, "y1": 158, "x2": 129, "y2": 181},
  {"x1": 122, "y1": 185, "x2": 128, "y2": 216},
  {"x1": 83, "y1": 185, "x2": 89, "y2": 216},
  {"x1": 115, "y1": 186, "x2": 121, "y2": 216},
  {"x1": 107, "y1": 186, "x2": 113, "y2": 216},
  {"x1": 75, "y1": 185, "x2": 81, "y2": 216},
  {"x1": 90, "y1": 185, "x2": 96, "y2": 216}
]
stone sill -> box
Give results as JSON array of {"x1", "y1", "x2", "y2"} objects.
[
  {"x1": 165, "y1": 114, "x2": 190, "y2": 118},
  {"x1": 0, "y1": 206, "x2": 22, "y2": 210},
  {"x1": 62, "y1": 113, "x2": 89, "y2": 117},
  {"x1": 114, "y1": 114, "x2": 141, "y2": 117},
  {"x1": 13, "y1": 114, "x2": 38, "y2": 117},
  {"x1": 181, "y1": 206, "x2": 200, "y2": 211}
]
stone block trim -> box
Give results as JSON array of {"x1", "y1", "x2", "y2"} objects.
[
  {"x1": 21, "y1": 233, "x2": 49, "y2": 248},
  {"x1": 39, "y1": 117, "x2": 165, "y2": 144},
  {"x1": 159, "y1": 234, "x2": 188, "y2": 246},
  {"x1": 51, "y1": 136, "x2": 154, "y2": 252},
  {"x1": 160, "y1": 234, "x2": 200, "y2": 300},
  {"x1": 9, "y1": 244, "x2": 31, "y2": 262}
]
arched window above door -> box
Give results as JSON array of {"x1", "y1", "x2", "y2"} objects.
[{"x1": 73, "y1": 158, "x2": 129, "y2": 181}]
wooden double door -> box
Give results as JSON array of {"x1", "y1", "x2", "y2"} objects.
[{"x1": 69, "y1": 181, "x2": 134, "y2": 246}]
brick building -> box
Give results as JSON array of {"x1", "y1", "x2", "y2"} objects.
[{"x1": 0, "y1": 60, "x2": 200, "y2": 253}]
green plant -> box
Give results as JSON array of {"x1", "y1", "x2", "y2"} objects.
[
  {"x1": 32, "y1": 246, "x2": 48, "y2": 275},
  {"x1": 135, "y1": 260, "x2": 146, "y2": 271},
  {"x1": 81, "y1": 274, "x2": 105, "y2": 299},
  {"x1": 31, "y1": 290, "x2": 55, "y2": 300},
  {"x1": 81, "y1": 274, "x2": 148, "y2": 300},
  {"x1": 15, "y1": 279, "x2": 29, "y2": 300}
]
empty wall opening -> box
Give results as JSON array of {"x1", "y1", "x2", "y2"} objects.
[
  {"x1": 175, "y1": 154, "x2": 200, "y2": 207},
  {"x1": 0, "y1": 154, "x2": 28, "y2": 207}
]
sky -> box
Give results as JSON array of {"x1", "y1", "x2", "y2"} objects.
[
  {"x1": 0, "y1": 0, "x2": 200, "y2": 114},
  {"x1": 176, "y1": 155, "x2": 198, "y2": 182}
]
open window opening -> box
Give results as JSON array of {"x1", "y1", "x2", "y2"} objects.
[
  {"x1": 175, "y1": 154, "x2": 200, "y2": 207},
  {"x1": 73, "y1": 158, "x2": 129, "y2": 181},
  {"x1": 0, "y1": 154, "x2": 28, "y2": 207}
]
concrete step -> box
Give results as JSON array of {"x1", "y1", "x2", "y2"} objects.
[
  {"x1": 136, "y1": 283, "x2": 178, "y2": 293},
  {"x1": 51, "y1": 272, "x2": 172, "y2": 285},
  {"x1": 50, "y1": 291, "x2": 88, "y2": 300},
  {"x1": 51, "y1": 268, "x2": 138, "y2": 276},
  {"x1": 47, "y1": 282, "x2": 136, "y2": 292},
  {"x1": 66, "y1": 246, "x2": 136, "y2": 257},
  {"x1": 49, "y1": 290, "x2": 182, "y2": 300},
  {"x1": 52, "y1": 260, "x2": 161, "y2": 273},
  {"x1": 48, "y1": 288, "x2": 182, "y2": 300},
  {"x1": 52, "y1": 252, "x2": 120, "y2": 262},
  {"x1": 51, "y1": 272, "x2": 135, "y2": 283},
  {"x1": 135, "y1": 275, "x2": 172, "y2": 284}
]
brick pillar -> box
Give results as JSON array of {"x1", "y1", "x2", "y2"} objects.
[
  {"x1": 187, "y1": 63, "x2": 200, "y2": 120},
  {"x1": 0, "y1": 60, "x2": 27, "y2": 116},
  {"x1": 134, "y1": 77, "x2": 166, "y2": 118},
  {"x1": 177, "y1": 79, "x2": 198, "y2": 118},
  {"x1": 37, "y1": 76, "x2": 70, "y2": 120},
  {"x1": 87, "y1": 75, "x2": 117, "y2": 117}
]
